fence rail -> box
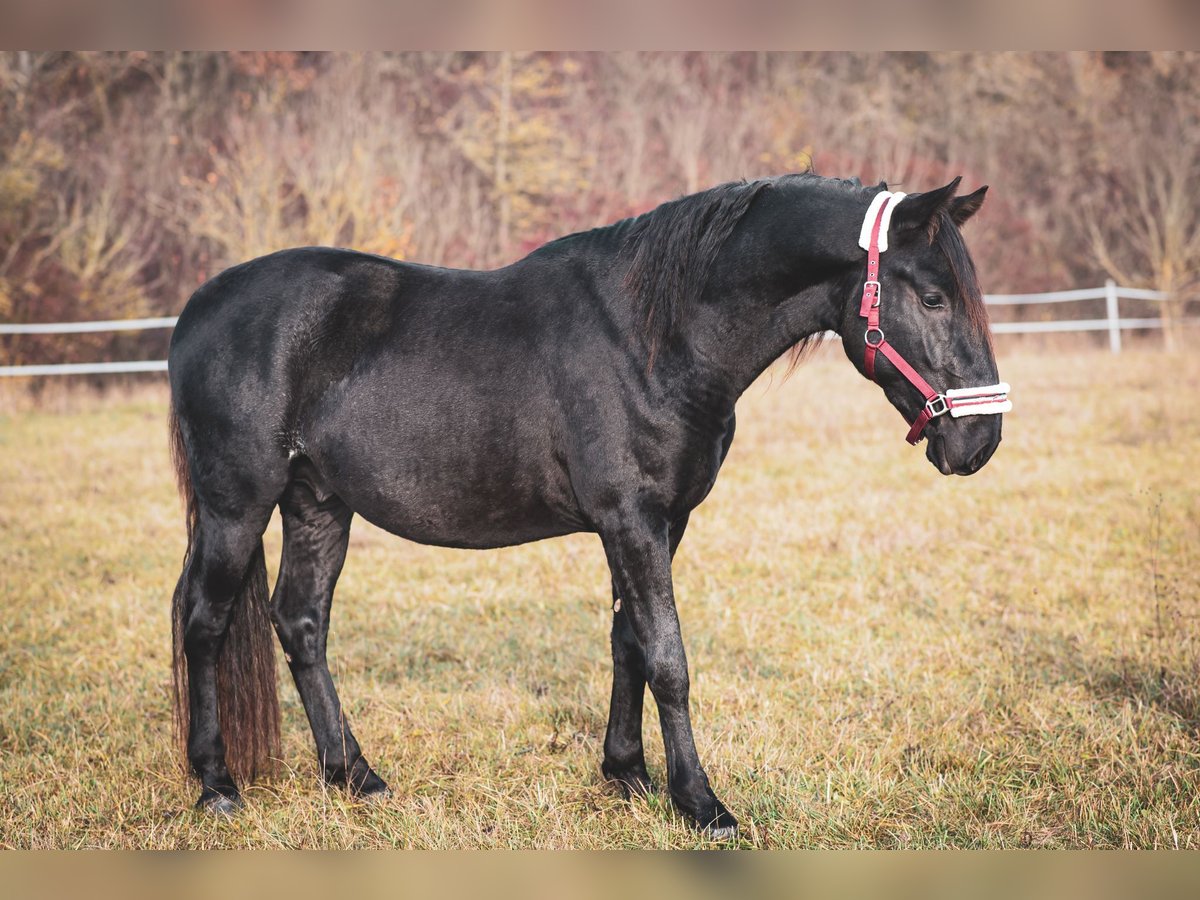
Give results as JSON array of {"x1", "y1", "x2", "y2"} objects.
[
  {"x1": 0, "y1": 360, "x2": 169, "y2": 377},
  {"x1": 0, "y1": 280, "x2": 1192, "y2": 376},
  {"x1": 0, "y1": 316, "x2": 178, "y2": 335}
]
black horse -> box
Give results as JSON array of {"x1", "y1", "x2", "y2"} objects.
[{"x1": 168, "y1": 173, "x2": 1002, "y2": 839}]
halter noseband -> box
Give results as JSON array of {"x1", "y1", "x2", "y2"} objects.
[{"x1": 858, "y1": 191, "x2": 1012, "y2": 445}]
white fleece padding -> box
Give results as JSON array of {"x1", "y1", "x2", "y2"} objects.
[
  {"x1": 858, "y1": 191, "x2": 908, "y2": 253},
  {"x1": 947, "y1": 383, "x2": 1011, "y2": 418},
  {"x1": 950, "y1": 399, "x2": 1012, "y2": 418}
]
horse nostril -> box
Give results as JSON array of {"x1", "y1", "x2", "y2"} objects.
[{"x1": 967, "y1": 440, "x2": 997, "y2": 474}]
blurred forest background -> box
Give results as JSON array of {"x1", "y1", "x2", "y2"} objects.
[{"x1": 1, "y1": 50, "x2": 1198, "y2": 366}]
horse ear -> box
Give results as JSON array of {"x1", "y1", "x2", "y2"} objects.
[
  {"x1": 890, "y1": 176, "x2": 962, "y2": 241},
  {"x1": 950, "y1": 185, "x2": 988, "y2": 226}
]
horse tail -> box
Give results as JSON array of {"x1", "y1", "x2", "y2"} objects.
[
  {"x1": 169, "y1": 397, "x2": 197, "y2": 774},
  {"x1": 169, "y1": 398, "x2": 280, "y2": 782}
]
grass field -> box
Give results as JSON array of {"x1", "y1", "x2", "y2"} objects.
[{"x1": 2, "y1": 344, "x2": 1199, "y2": 848}]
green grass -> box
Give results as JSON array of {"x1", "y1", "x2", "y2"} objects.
[{"x1": 2, "y1": 346, "x2": 1199, "y2": 848}]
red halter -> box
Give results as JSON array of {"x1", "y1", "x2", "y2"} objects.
[{"x1": 858, "y1": 193, "x2": 1011, "y2": 445}]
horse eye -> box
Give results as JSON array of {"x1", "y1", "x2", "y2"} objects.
[{"x1": 921, "y1": 293, "x2": 945, "y2": 309}]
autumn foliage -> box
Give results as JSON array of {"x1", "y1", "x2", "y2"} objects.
[{"x1": 1, "y1": 51, "x2": 1197, "y2": 365}]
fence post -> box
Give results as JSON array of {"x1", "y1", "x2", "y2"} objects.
[{"x1": 1105, "y1": 278, "x2": 1121, "y2": 354}]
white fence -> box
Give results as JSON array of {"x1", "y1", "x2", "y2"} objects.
[
  {"x1": 982, "y1": 279, "x2": 1180, "y2": 354},
  {"x1": 0, "y1": 279, "x2": 1189, "y2": 377}
]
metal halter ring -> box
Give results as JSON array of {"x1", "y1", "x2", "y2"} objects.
[
  {"x1": 864, "y1": 326, "x2": 885, "y2": 348},
  {"x1": 924, "y1": 394, "x2": 950, "y2": 418}
]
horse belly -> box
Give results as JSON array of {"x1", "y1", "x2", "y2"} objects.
[
  {"x1": 347, "y1": 467, "x2": 580, "y2": 549},
  {"x1": 306, "y1": 392, "x2": 583, "y2": 550}
]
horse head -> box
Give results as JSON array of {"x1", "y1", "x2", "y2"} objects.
[{"x1": 840, "y1": 178, "x2": 1007, "y2": 475}]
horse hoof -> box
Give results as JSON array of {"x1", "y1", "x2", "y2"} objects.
[
  {"x1": 359, "y1": 785, "x2": 392, "y2": 804},
  {"x1": 355, "y1": 777, "x2": 392, "y2": 804},
  {"x1": 196, "y1": 788, "x2": 243, "y2": 816},
  {"x1": 682, "y1": 799, "x2": 739, "y2": 842},
  {"x1": 702, "y1": 822, "x2": 739, "y2": 843},
  {"x1": 350, "y1": 766, "x2": 391, "y2": 802}
]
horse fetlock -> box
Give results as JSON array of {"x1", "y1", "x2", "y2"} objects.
[
  {"x1": 324, "y1": 755, "x2": 389, "y2": 799},
  {"x1": 602, "y1": 756, "x2": 654, "y2": 797},
  {"x1": 672, "y1": 788, "x2": 738, "y2": 840},
  {"x1": 187, "y1": 745, "x2": 231, "y2": 780},
  {"x1": 667, "y1": 768, "x2": 734, "y2": 829}
]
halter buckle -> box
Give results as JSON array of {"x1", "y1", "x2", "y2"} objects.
[
  {"x1": 924, "y1": 394, "x2": 950, "y2": 418},
  {"x1": 864, "y1": 280, "x2": 881, "y2": 307}
]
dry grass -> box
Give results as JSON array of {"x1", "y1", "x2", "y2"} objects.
[{"x1": 1, "y1": 346, "x2": 1198, "y2": 848}]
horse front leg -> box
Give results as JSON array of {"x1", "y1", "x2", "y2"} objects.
[
  {"x1": 599, "y1": 512, "x2": 736, "y2": 840},
  {"x1": 602, "y1": 513, "x2": 689, "y2": 798}
]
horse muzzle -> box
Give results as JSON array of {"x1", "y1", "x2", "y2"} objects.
[{"x1": 926, "y1": 414, "x2": 1003, "y2": 476}]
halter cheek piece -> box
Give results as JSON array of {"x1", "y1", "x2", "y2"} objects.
[{"x1": 858, "y1": 192, "x2": 1012, "y2": 445}]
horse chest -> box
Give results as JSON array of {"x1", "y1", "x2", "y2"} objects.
[
  {"x1": 574, "y1": 411, "x2": 733, "y2": 521},
  {"x1": 668, "y1": 421, "x2": 734, "y2": 513}
]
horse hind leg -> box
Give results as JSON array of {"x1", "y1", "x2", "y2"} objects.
[
  {"x1": 271, "y1": 473, "x2": 388, "y2": 799},
  {"x1": 175, "y1": 505, "x2": 281, "y2": 813}
]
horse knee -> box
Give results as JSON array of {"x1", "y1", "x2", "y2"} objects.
[
  {"x1": 182, "y1": 590, "x2": 235, "y2": 659},
  {"x1": 272, "y1": 608, "x2": 322, "y2": 667},
  {"x1": 180, "y1": 525, "x2": 264, "y2": 657},
  {"x1": 183, "y1": 616, "x2": 222, "y2": 659},
  {"x1": 644, "y1": 654, "x2": 689, "y2": 705}
]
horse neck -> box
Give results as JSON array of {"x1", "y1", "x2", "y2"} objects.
[{"x1": 680, "y1": 215, "x2": 857, "y2": 400}]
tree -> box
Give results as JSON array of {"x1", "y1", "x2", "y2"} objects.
[{"x1": 1080, "y1": 53, "x2": 1200, "y2": 349}]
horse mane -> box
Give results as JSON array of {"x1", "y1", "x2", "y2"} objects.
[
  {"x1": 622, "y1": 178, "x2": 772, "y2": 367},
  {"x1": 619, "y1": 175, "x2": 991, "y2": 367}
]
